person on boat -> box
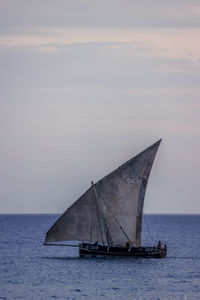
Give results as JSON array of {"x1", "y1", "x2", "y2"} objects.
[
  {"x1": 157, "y1": 240, "x2": 162, "y2": 249},
  {"x1": 126, "y1": 241, "x2": 130, "y2": 248}
]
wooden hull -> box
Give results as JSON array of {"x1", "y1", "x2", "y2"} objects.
[{"x1": 79, "y1": 243, "x2": 167, "y2": 258}]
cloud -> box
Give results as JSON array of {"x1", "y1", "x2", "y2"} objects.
[
  {"x1": 193, "y1": 7, "x2": 200, "y2": 15},
  {"x1": 35, "y1": 45, "x2": 59, "y2": 53},
  {"x1": 0, "y1": 28, "x2": 200, "y2": 61}
]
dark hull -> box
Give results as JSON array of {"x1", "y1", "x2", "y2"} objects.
[{"x1": 79, "y1": 243, "x2": 167, "y2": 258}]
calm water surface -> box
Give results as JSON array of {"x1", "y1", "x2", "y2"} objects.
[{"x1": 0, "y1": 214, "x2": 200, "y2": 299}]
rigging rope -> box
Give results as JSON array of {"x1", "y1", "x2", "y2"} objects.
[
  {"x1": 99, "y1": 192, "x2": 133, "y2": 247},
  {"x1": 95, "y1": 202, "x2": 105, "y2": 244},
  {"x1": 92, "y1": 181, "x2": 113, "y2": 246},
  {"x1": 90, "y1": 196, "x2": 93, "y2": 242}
]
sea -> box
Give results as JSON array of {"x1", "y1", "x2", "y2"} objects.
[{"x1": 0, "y1": 214, "x2": 199, "y2": 300}]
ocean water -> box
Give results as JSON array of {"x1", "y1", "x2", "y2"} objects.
[{"x1": 0, "y1": 214, "x2": 199, "y2": 300}]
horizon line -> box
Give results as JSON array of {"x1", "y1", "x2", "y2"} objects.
[{"x1": 0, "y1": 212, "x2": 199, "y2": 216}]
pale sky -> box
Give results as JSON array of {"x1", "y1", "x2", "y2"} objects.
[{"x1": 0, "y1": 0, "x2": 200, "y2": 214}]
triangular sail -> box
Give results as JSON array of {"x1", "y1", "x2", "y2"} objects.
[{"x1": 45, "y1": 139, "x2": 161, "y2": 247}]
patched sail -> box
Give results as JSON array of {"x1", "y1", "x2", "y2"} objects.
[{"x1": 45, "y1": 139, "x2": 161, "y2": 247}]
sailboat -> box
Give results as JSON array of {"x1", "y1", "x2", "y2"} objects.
[{"x1": 44, "y1": 139, "x2": 167, "y2": 258}]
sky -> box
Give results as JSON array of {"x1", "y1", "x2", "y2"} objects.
[{"x1": 0, "y1": 0, "x2": 200, "y2": 214}]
